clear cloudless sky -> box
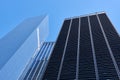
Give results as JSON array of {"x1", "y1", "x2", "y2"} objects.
[{"x1": 0, "y1": 0, "x2": 120, "y2": 41}]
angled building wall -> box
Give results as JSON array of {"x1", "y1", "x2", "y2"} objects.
[{"x1": 0, "y1": 15, "x2": 48, "y2": 80}]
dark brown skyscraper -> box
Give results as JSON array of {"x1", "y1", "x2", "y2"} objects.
[{"x1": 42, "y1": 12, "x2": 120, "y2": 80}]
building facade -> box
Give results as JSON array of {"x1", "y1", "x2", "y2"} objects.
[
  {"x1": 0, "y1": 15, "x2": 48, "y2": 80},
  {"x1": 42, "y1": 12, "x2": 120, "y2": 80},
  {"x1": 19, "y1": 42, "x2": 55, "y2": 80}
]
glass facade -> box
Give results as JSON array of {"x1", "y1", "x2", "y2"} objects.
[
  {"x1": 19, "y1": 42, "x2": 55, "y2": 80},
  {"x1": 0, "y1": 15, "x2": 49, "y2": 80}
]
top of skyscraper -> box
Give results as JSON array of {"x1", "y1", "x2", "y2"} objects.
[{"x1": 65, "y1": 11, "x2": 105, "y2": 20}]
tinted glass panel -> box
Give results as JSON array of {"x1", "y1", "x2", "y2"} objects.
[
  {"x1": 90, "y1": 15, "x2": 118, "y2": 79},
  {"x1": 60, "y1": 18, "x2": 79, "y2": 79},
  {"x1": 99, "y1": 14, "x2": 120, "y2": 71},
  {"x1": 42, "y1": 20, "x2": 71, "y2": 79},
  {"x1": 79, "y1": 17, "x2": 96, "y2": 79}
]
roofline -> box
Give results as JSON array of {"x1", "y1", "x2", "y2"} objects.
[{"x1": 65, "y1": 11, "x2": 105, "y2": 20}]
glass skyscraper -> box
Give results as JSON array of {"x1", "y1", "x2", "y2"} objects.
[
  {"x1": 0, "y1": 15, "x2": 49, "y2": 80},
  {"x1": 42, "y1": 12, "x2": 120, "y2": 80}
]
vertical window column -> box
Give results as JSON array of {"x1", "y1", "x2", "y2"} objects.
[
  {"x1": 96, "y1": 14, "x2": 120, "y2": 79},
  {"x1": 88, "y1": 16, "x2": 99, "y2": 80}
]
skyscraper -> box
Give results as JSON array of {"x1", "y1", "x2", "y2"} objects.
[
  {"x1": 0, "y1": 15, "x2": 49, "y2": 80},
  {"x1": 42, "y1": 12, "x2": 120, "y2": 80}
]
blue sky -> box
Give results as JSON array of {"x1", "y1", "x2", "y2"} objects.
[{"x1": 0, "y1": 0, "x2": 120, "y2": 41}]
